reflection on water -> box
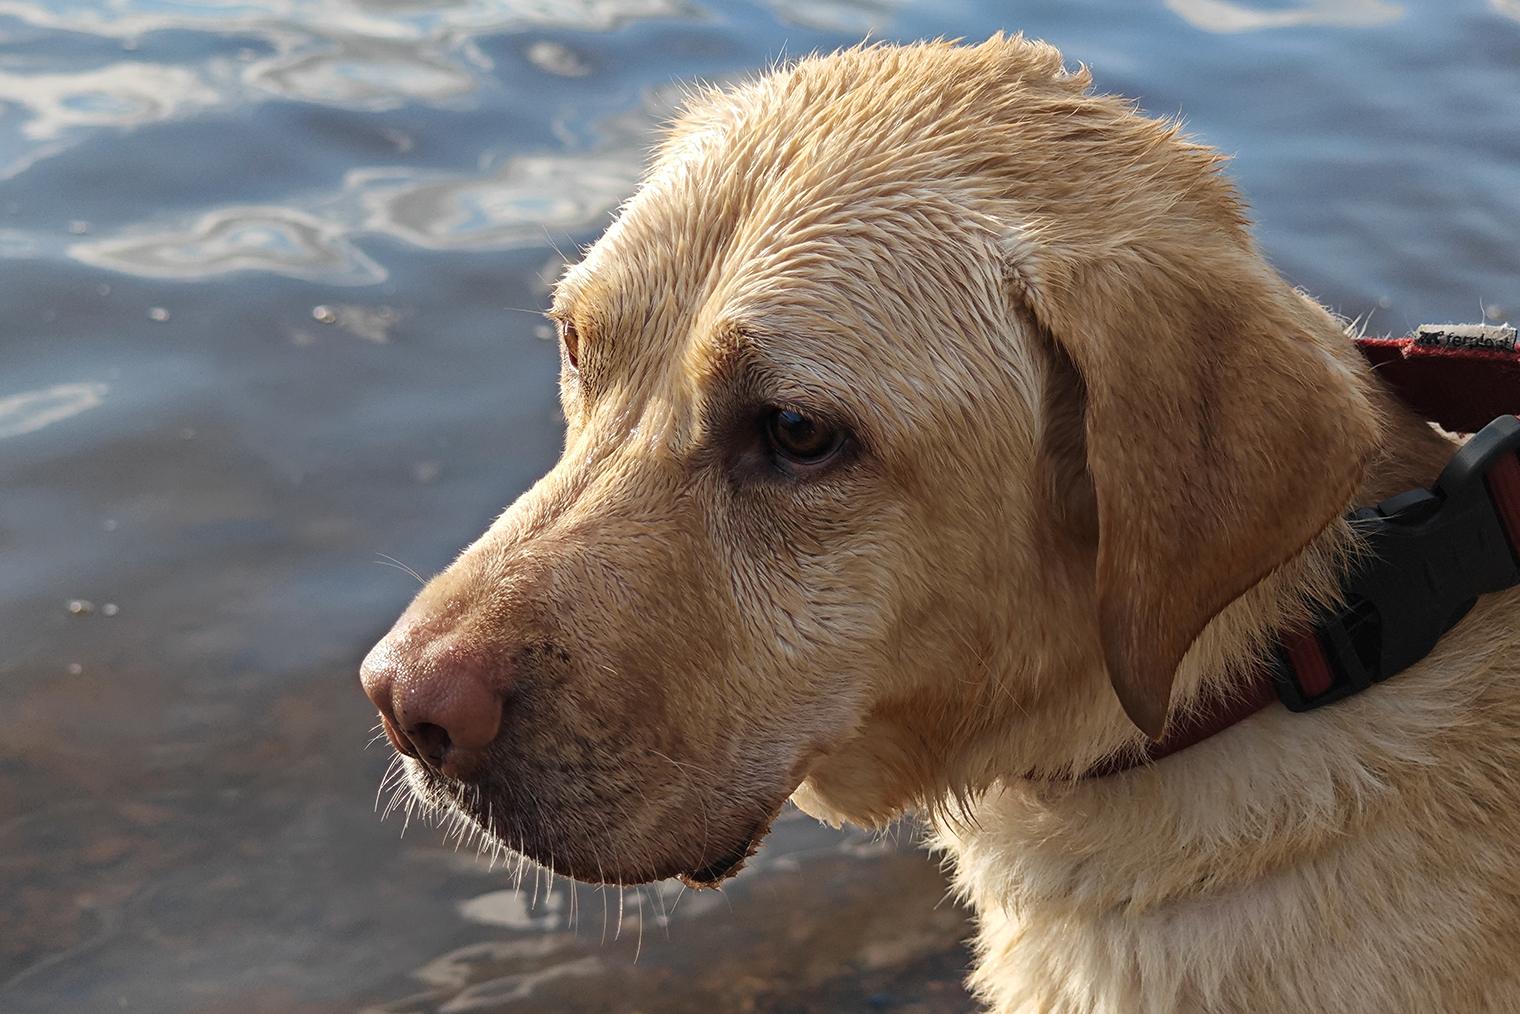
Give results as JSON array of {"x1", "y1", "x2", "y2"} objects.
[
  {"x1": 358, "y1": 153, "x2": 642, "y2": 250},
  {"x1": 67, "y1": 141, "x2": 647, "y2": 279},
  {"x1": 0, "y1": 60, "x2": 222, "y2": 144},
  {"x1": 1165, "y1": 0, "x2": 1403, "y2": 33},
  {"x1": 1, "y1": 0, "x2": 1516, "y2": 1011},
  {"x1": 71, "y1": 206, "x2": 389, "y2": 283},
  {"x1": 246, "y1": 34, "x2": 483, "y2": 109},
  {"x1": 768, "y1": 0, "x2": 905, "y2": 33},
  {"x1": 0, "y1": 383, "x2": 109, "y2": 440},
  {"x1": 524, "y1": 39, "x2": 592, "y2": 76}
]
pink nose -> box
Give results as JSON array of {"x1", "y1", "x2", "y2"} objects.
[{"x1": 360, "y1": 623, "x2": 508, "y2": 779}]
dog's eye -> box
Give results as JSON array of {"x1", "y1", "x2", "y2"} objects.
[
  {"x1": 766, "y1": 408, "x2": 844, "y2": 465},
  {"x1": 559, "y1": 320, "x2": 579, "y2": 370}
]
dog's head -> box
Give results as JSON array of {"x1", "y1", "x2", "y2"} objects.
[{"x1": 360, "y1": 36, "x2": 1379, "y2": 887}]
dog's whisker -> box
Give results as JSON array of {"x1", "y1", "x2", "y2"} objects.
[
  {"x1": 374, "y1": 755, "x2": 401, "y2": 813},
  {"x1": 373, "y1": 553, "x2": 426, "y2": 586},
  {"x1": 597, "y1": 879, "x2": 610, "y2": 947},
  {"x1": 614, "y1": 884, "x2": 625, "y2": 942}
]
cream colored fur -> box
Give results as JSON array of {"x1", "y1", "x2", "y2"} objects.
[{"x1": 366, "y1": 36, "x2": 1520, "y2": 1012}]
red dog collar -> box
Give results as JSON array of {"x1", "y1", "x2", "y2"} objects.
[{"x1": 1092, "y1": 325, "x2": 1520, "y2": 775}]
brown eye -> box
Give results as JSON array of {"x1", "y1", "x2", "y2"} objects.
[
  {"x1": 559, "y1": 320, "x2": 579, "y2": 370},
  {"x1": 766, "y1": 408, "x2": 844, "y2": 465}
]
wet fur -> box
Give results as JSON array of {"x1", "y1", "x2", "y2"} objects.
[{"x1": 372, "y1": 37, "x2": 1520, "y2": 1011}]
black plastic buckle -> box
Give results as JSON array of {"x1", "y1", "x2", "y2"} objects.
[{"x1": 1272, "y1": 415, "x2": 1520, "y2": 712}]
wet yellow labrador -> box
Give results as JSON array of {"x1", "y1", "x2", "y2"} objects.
[{"x1": 361, "y1": 36, "x2": 1520, "y2": 1012}]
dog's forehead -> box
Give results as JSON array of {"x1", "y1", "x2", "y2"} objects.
[
  {"x1": 557, "y1": 146, "x2": 1007, "y2": 394},
  {"x1": 556, "y1": 50, "x2": 1019, "y2": 323},
  {"x1": 560, "y1": 194, "x2": 1016, "y2": 434}
]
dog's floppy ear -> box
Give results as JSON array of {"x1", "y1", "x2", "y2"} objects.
[{"x1": 1006, "y1": 221, "x2": 1379, "y2": 739}]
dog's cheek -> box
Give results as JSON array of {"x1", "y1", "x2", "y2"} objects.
[{"x1": 713, "y1": 522, "x2": 928, "y2": 827}]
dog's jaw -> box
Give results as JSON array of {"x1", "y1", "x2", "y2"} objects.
[
  {"x1": 398, "y1": 743, "x2": 795, "y2": 887},
  {"x1": 676, "y1": 808, "x2": 781, "y2": 888}
]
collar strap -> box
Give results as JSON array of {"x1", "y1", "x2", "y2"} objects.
[
  {"x1": 1090, "y1": 324, "x2": 1520, "y2": 776},
  {"x1": 1357, "y1": 324, "x2": 1520, "y2": 434}
]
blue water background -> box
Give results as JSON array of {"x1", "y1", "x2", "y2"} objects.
[{"x1": 0, "y1": 1, "x2": 1516, "y2": 1011}]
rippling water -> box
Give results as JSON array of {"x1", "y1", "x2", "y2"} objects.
[{"x1": 1, "y1": 1, "x2": 1516, "y2": 1012}]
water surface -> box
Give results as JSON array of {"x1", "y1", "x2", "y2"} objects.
[{"x1": 1, "y1": 1, "x2": 1517, "y2": 1011}]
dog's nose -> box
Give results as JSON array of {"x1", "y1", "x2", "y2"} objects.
[{"x1": 360, "y1": 625, "x2": 507, "y2": 778}]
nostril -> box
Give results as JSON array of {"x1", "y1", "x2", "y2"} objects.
[
  {"x1": 409, "y1": 722, "x2": 453, "y2": 769},
  {"x1": 360, "y1": 621, "x2": 511, "y2": 773},
  {"x1": 378, "y1": 712, "x2": 418, "y2": 759}
]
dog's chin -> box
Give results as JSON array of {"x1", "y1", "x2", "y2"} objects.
[
  {"x1": 674, "y1": 820, "x2": 768, "y2": 889},
  {"x1": 400, "y1": 759, "x2": 781, "y2": 888}
]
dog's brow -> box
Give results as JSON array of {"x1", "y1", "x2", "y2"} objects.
[
  {"x1": 548, "y1": 262, "x2": 594, "y2": 318},
  {"x1": 710, "y1": 329, "x2": 859, "y2": 420},
  {"x1": 546, "y1": 290, "x2": 575, "y2": 320}
]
